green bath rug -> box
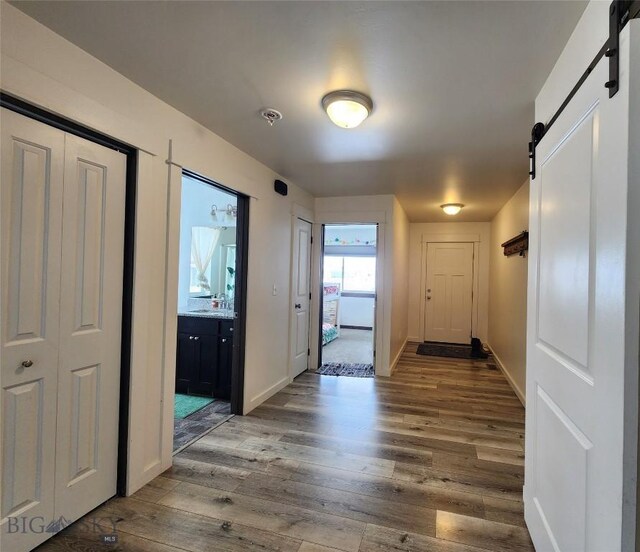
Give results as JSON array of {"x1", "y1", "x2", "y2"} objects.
[{"x1": 174, "y1": 393, "x2": 214, "y2": 419}]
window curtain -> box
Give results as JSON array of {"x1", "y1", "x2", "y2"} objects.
[{"x1": 191, "y1": 226, "x2": 222, "y2": 292}]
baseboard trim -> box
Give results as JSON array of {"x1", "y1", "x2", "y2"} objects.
[
  {"x1": 390, "y1": 337, "x2": 409, "y2": 375},
  {"x1": 486, "y1": 344, "x2": 526, "y2": 406},
  {"x1": 244, "y1": 375, "x2": 290, "y2": 414}
]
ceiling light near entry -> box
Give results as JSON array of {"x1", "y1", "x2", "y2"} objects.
[
  {"x1": 441, "y1": 203, "x2": 464, "y2": 216},
  {"x1": 322, "y1": 90, "x2": 373, "y2": 129}
]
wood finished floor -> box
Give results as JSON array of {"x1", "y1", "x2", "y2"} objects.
[{"x1": 38, "y1": 343, "x2": 532, "y2": 552}]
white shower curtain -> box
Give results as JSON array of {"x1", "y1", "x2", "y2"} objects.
[{"x1": 191, "y1": 226, "x2": 222, "y2": 292}]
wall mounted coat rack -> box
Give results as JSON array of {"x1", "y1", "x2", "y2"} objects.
[{"x1": 502, "y1": 231, "x2": 529, "y2": 257}]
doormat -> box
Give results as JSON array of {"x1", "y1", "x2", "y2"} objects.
[
  {"x1": 174, "y1": 394, "x2": 214, "y2": 419},
  {"x1": 416, "y1": 342, "x2": 489, "y2": 359},
  {"x1": 316, "y1": 363, "x2": 374, "y2": 378}
]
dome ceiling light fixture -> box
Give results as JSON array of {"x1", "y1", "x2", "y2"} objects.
[
  {"x1": 321, "y1": 90, "x2": 373, "y2": 129},
  {"x1": 441, "y1": 203, "x2": 464, "y2": 216}
]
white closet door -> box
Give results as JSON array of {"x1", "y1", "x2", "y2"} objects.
[
  {"x1": 54, "y1": 134, "x2": 126, "y2": 522},
  {"x1": 0, "y1": 109, "x2": 65, "y2": 551}
]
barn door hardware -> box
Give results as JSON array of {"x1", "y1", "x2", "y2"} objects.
[
  {"x1": 608, "y1": 0, "x2": 640, "y2": 96},
  {"x1": 528, "y1": 123, "x2": 545, "y2": 179},
  {"x1": 528, "y1": 0, "x2": 639, "y2": 179}
]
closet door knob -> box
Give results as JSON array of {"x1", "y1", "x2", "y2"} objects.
[
  {"x1": 189, "y1": 335, "x2": 194, "y2": 340},
  {"x1": 194, "y1": 336, "x2": 199, "y2": 341},
  {"x1": 21, "y1": 360, "x2": 33, "y2": 368}
]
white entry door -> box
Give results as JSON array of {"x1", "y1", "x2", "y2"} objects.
[
  {"x1": 424, "y1": 242, "x2": 473, "y2": 344},
  {"x1": 291, "y1": 218, "x2": 312, "y2": 377},
  {"x1": 524, "y1": 37, "x2": 635, "y2": 551},
  {"x1": 1, "y1": 109, "x2": 126, "y2": 551}
]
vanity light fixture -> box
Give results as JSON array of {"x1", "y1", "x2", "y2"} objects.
[
  {"x1": 322, "y1": 90, "x2": 373, "y2": 129},
  {"x1": 211, "y1": 203, "x2": 236, "y2": 226},
  {"x1": 441, "y1": 203, "x2": 464, "y2": 216}
]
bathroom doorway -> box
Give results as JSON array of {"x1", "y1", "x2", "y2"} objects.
[{"x1": 173, "y1": 170, "x2": 248, "y2": 452}]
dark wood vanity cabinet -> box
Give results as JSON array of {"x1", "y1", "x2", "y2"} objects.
[{"x1": 176, "y1": 316, "x2": 233, "y2": 399}]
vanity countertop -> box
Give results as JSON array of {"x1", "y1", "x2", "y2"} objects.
[{"x1": 178, "y1": 310, "x2": 235, "y2": 320}]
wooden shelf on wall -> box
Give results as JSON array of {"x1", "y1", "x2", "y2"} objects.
[{"x1": 501, "y1": 231, "x2": 529, "y2": 257}]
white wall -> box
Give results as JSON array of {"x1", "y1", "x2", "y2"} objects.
[
  {"x1": 340, "y1": 296, "x2": 375, "y2": 328},
  {"x1": 0, "y1": 2, "x2": 314, "y2": 494},
  {"x1": 390, "y1": 197, "x2": 410, "y2": 371},
  {"x1": 407, "y1": 222, "x2": 490, "y2": 343},
  {"x1": 487, "y1": 181, "x2": 529, "y2": 403}
]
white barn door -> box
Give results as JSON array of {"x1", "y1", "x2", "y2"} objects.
[{"x1": 524, "y1": 35, "x2": 635, "y2": 551}]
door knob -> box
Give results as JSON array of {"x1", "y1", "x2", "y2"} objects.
[
  {"x1": 194, "y1": 336, "x2": 199, "y2": 341},
  {"x1": 295, "y1": 303, "x2": 302, "y2": 309},
  {"x1": 189, "y1": 335, "x2": 194, "y2": 340},
  {"x1": 222, "y1": 338, "x2": 227, "y2": 343},
  {"x1": 427, "y1": 296, "x2": 431, "y2": 300},
  {"x1": 21, "y1": 360, "x2": 33, "y2": 368}
]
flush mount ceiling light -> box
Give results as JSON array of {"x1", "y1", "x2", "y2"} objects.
[
  {"x1": 322, "y1": 90, "x2": 373, "y2": 129},
  {"x1": 441, "y1": 203, "x2": 464, "y2": 216}
]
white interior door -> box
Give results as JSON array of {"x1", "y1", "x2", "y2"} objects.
[
  {"x1": 1, "y1": 109, "x2": 65, "y2": 552},
  {"x1": 291, "y1": 218, "x2": 312, "y2": 377},
  {"x1": 54, "y1": 134, "x2": 126, "y2": 523},
  {"x1": 424, "y1": 242, "x2": 473, "y2": 344},
  {"x1": 525, "y1": 44, "x2": 633, "y2": 550}
]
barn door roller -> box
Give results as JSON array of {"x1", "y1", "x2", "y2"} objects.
[{"x1": 529, "y1": 0, "x2": 639, "y2": 179}]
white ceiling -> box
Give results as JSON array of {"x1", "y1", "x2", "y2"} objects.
[{"x1": 12, "y1": 1, "x2": 587, "y2": 222}]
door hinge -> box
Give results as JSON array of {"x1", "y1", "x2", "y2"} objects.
[
  {"x1": 310, "y1": 235, "x2": 314, "y2": 244},
  {"x1": 307, "y1": 348, "x2": 310, "y2": 356},
  {"x1": 309, "y1": 292, "x2": 312, "y2": 300}
]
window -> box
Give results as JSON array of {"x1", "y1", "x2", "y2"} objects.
[{"x1": 323, "y1": 255, "x2": 376, "y2": 292}]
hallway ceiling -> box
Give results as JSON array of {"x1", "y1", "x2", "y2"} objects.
[{"x1": 12, "y1": 1, "x2": 587, "y2": 222}]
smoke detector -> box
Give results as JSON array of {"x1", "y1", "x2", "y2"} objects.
[{"x1": 260, "y1": 108, "x2": 283, "y2": 126}]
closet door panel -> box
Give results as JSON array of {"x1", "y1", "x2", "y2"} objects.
[
  {"x1": 0, "y1": 109, "x2": 64, "y2": 552},
  {"x1": 55, "y1": 134, "x2": 126, "y2": 522}
]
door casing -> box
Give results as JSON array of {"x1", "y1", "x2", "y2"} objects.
[
  {"x1": 180, "y1": 169, "x2": 249, "y2": 416},
  {"x1": 289, "y1": 214, "x2": 313, "y2": 379},
  {"x1": 0, "y1": 93, "x2": 137, "y2": 498}
]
